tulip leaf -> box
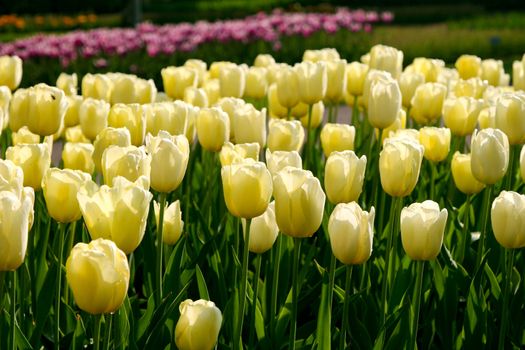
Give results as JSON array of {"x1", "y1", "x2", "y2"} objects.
[
  {"x1": 195, "y1": 264, "x2": 210, "y2": 300},
  {"x1": 137, "y1": 294, "x2": 155, "y2": 341},
  {"x1": 483, "y1": 264, "x2": 501, "y2": 299},
  {"x1": 430, "y1": 259, "x2": 445, "y2": 299},
  {"x1": 511, "y1": 266, "x2": 521, "y2": 295},
  {"x1": 15, "y1": 322, "x2": 33, "y2": 350},
  {"x1": 29, "y1": 263, "x2": 58, "y2": 345},
  {"x1": 315, "y1": 270, "x2": 332, "y2": 350}
]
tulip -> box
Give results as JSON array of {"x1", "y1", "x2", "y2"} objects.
[
  {"x1": 513, "y1": 56, "x2": 525, "y2": 91},
  {"x1": 325, "y1": 59, "x2": 347, "y2": 103},
  {"x1": 219, "y1": 64, "x2": 245, "y2": 98},
  {"x1": 210, "y1": 61, "x2": 234, "y2": 79},
  {"x1": 175, "y1": 299, "x2": 223, "y2": 350},
  {"x1": 79, "y1": 98, "x2": 110, "y2": 141},
  {"x1": 161, "y1": 66, "x2": 198, "y2": 100},
  {"x1": 108, "y1": 103, "x2": 146, "y2": 146},
  {"x1": 401, "y1": 200, "x2": 448, "y2": 261},
  {"x1": 185, "y1": 106, "x2": 199, "y2": 144},
  {"x1": 62, "y1": 142, "x2": 95, "y2": 174},
  {"x1": 81, "y1": 73, "x2": 113, "y2": 102},
  {"x1": 8, "y1": 88, "x2": 30, "y2": 132},
  {"x1": 299, "y1": 101, "x2": 324, "y2": 129},
  {"x1": 294, "y1": 61, "x2": 327, "y2": 105},
  {"x1": 108, "y1": 74, "x2": 138, "y2": 105},
  {"x1": 320, "y1": 123, "x2": 356, "y2": 157},
  {"x1": 405, "y1": 57, "x2": 444, "y2": 83},
  {"x1": 482, "y1": 59, "x2": 508, "y2": 87},
  {"x1": 303, "y1": 48, "x2": 340, "y2": 62},
  {"x1": 367, "y1": 75, "x2": 401, "y2": 129},
  {"x1": 202, "y1": 79, "x2": 221, "y2": 105},
  {"x1": 242, "y1": 201, "x2": 279, "y2": 254},
  {"x1": 63, "y1": 95, "x2": 82, "y2": 127},
  {"x1": 379, "y1": 138, "x2": 424, "y2": 197},
  {"x1": 154, "y1": 200, "x2": 184, "y2": 245},
  {"x1": 379, "y1": 109, "x2": 406, "y2": 143},
  {"x1": 219, "y1": 142, "x2": 259, "y2": 167},
  {"x1": 495, "y1": 93, "x2": 525, "y2": 145},
  {"x1": 368, "y1": 44, "x2": 403, "y2": 79},
  {"x1": 183, "y1": 87, "x2": 209, "y2": 108},
  {"x1": 232, "y1": 104, "x2": 266, "y2": 148},
  {"x1": 273, "y1": 166, "x2": 326, "y2": 237},
  {"x1": 399, "y1": 71, "x2": 425, "y2": 109},
  {"x1": 455, "y1": 55, "x2": 482, "y2": 80},
  {"x1": 324, "y1": 151, "x2": 367, "y2": 204},
  {"x1": 56, "y1": 72, "x2": 77, "y2": 96},
  {"x1": 0, "y1": 189, "x2": 34, "y2": 271},
  {"x1": 254, "y1": 54, "x2": 276, "y2": 68},
  {"x1": 66, "y1": 238, "x2": 130, "y2": 314},
  {"x1": 442, "y1": 97, "x2": 483, "y2": 136},
  {"x1": 490, "y1": 191, "x2": 525, "y2": 249},
  {"x1": 77, "y1": 176, "x2": 152, "y2": 254},
  {"x1": 144, "y1": 101, "x2": 188, "y2": 137},
  {"x1": 328, "y1": 202, "x2": 375, "y2": 265},
  {"x1": 221, "y1": 159, "x2": 272, "y2": 219},
  {"x1": 410, "y1": 82, "x2": 447, "y2": 125},
  {"x1": 450, "y1": 77, "x2": 487, "y2": 99},
  {"x1": 451, "y1": 153, "x2": 485, "y2": 195},
  {"x1": 184, "y1": 59, "x2": 207, "y2": 86},
  {"x1": 92, "y1": 127, "x2": 132, "y2": 173},
  {"x1": 0, "y1": 86, "x2": 11, "y2": 129},
  {"x1": 135, "y1": 77, "x2": 157, "y2": 104},
  {"x1": 419, "y1": 127, "x2": 451, "y2": 162},
  {"x1": 267, "y1": 119, "x2": 304, "y2": 152},
  {"x1": 361, "y1": 70, "x2": 392, "y2": 110},
  {"x1": 471, "y1": 128, "x2": 509, "y2": 185},
  {"x1": 146, "y1": 131, "x2": 189, "y2": 193},
  {"x1": 346, "y1": 61, "x2": 368, "y2": 96},
  {"x1": 101, "y1": 145, "x2": 151, "y2": 186},
  {"x1": 6, "y1": 138, "x2": 52, "y2": 190},
  {"x1": 0, "y1": 55, "x2": 22, "y2": 90},
  {"x1": 11, "y1": 126, "x2": 40, "y2": 145},
  {"x1": 215, "y1": 97, "x2": 245, "y2": 140},
  {"x1": 41, "y1": 168, "x2": 92, "y2": 223},
  {"x1": 244, "y1": 67, "x2": 268, "y2": 100},
  {"x1": 385, "y1": 128, "x2": 420, "y2": 144},
  {"x1": 267, "y1": 84, "x2": 289, "y2": 119},
  {"x1": 266, "y1": 149, "x2": 302, "y2": 176},
  {"x1": 276, "y1": 65, "x2": 300, "y2": 110},
  {"x1": 64, "y1": 125, "x2": 90, "y2": 143},
  {"x1": 196, "y1": 107, "x2": 230, "y2": 152},
  {"x1": 0, "y1": 159, "x2": 23, "y2": 195}
]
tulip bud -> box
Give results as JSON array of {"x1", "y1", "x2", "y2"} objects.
[
  {"x1": 275, "y1": 66, "x2": 300, "y2": 109},
  {"x1": 101, "y1": 145, "x2": 151, "y2": 186},
  {"x1": 401, "y1": 200, "x2": 448, "y2": 260},
  {"x1": 92, "y1": 127, "x2": 131, "y2": 173},
  {"x1": 367, "y1": 75, "x2": 401, "y2": 129},
  {"x1": 62, "y1": 142, "x2": 95, "y2": 174},
  {"x1": 108, "y1": 103, "x2": 146, "y2": 146},
  {"x1": 221, "y1": 160, "x2": 273, "y2": 219},
  {"x1": 442, "y1": 97, "x2": 483, "y2": 136},
  {"x1": 56, "y1": 72, "x2": 78, "y2": 96},
  {"x1": 161, "y1": 66, "x2": 198, "y2": 100},
  {"x1": 185, "y1": 106, "x2": 199, "y2": 144},
  {"x1": 135, "y1": 78, "x2": 157, "y2": 104},
  {"x1": 471, "y1": 128, "x2": 509, "y2": 185},
  {"x1": 325, "y1": 59, "x2": 347, "y2": 103},
  {"x1": 144, "y1": 101, "x2": 188, "y2": 137},
  {"x1": 6, "y1": 138, "x2": 52, "y2": 190},
  {"x1": 410, "y1": 82, "x2": 447, "y2": 125},
  {"x1": 379, "y1": 138, "x2": 424, "y2": 197},
  {"x1": 361, "y1": 70, "x2": 392, "y2": 110},
  {"x1": 513, "y1": 56, "x2": 525, "y2": 91},
  {"x1": 320, "y1": 123, "x2": 356, "y2": 157},
  {"x1": 455, "y1": 55, "x2": 482, "y2": 80},
  {"x1": 294, "y1": 61, "x2": 327, "y2": 105},
  {"x1": 81, "y1": 73, "x2": 113, "y2": 102},
  {"x1": 242, "y1": 201, "x2": 279, "y2": 254},
  {"x1": 108, "y1": 74, "x2": 137, "y2": 105},
  {"x1": 197, "y1": 107, "x2": 230, "y2": 152},
  {"x1": 154, "y1": 200, "x2": 184, "y2": 245},
  {"x1": 184, "y1": 87, "x2": 209, "y2": 108},
  {"x1": 244, "y1": 67, "x2": 268, "y2": 100},
  {"x1": 0, "y1": 55, "x2": 22, "y2": 90},
  {"x1": 267, "y1": 119, "x2": 304, "y2": 152},
  {"x1": 184, "y1": 59, "x2": 207, "y2": 86},
  {"x1": 232, "y1": 104, "x2": 266, "y2": 148},
  {"x1": 79, "y1": 98, "x2": 110, "y2": 141},
  {"x1": 219, "y1": 142, "x2": 259, "y2": 167},
  {"x1": 254, "y1": 54, "x2": 276, "y2": 68},
  {"x1": 41, "y1": 168, "x2": 92, "y2": 223},
  {"x1": 478, "y1": 106, "x2": 496, "y2": 129},
  {"x1": 419, "y1": 127, "x2": 451, "y2": 162},
  {"x1": 328, "y1": 202, "x2": 374, "y2": 265},
  {"x1": 146, "y1": 131, "x2": 189, "y2": 193},
  {"x1": 450, "y1": 77, "x2": 487, "y2": 99},
  {"x1": 267, "y1": 84, "x2": 288, "y2": 119},
  {"x1": 266, "y1": 149, "x2": 302, "y2": 176},
  {"x1": 450, "y1": 152, "x2": 484, "y2": 194},
  {"x1": 202, "y1": 79, "x2": 221, "y2": 106},
  {"x1": 399, "y1": 71, "x2": 425, "y2": 108},
  {"x1": 66, "y1": 238, "x2": 130, "y2": 314},
  {"x1": 482, "y1": 59, "x2": 508, "y2": 87},
  {"x1": 63, "y1": 95, "x2": 82, "y2": 127},
  {"x1": 273, "y1": 167, "x2": 326, "y2": 238},
  {"x1": 219, "y1": 64, "x2": 245, "y2": 98},
  {"x1": 77, "y1": 176, "x2": 152, "y2": 254},
  {"x1": 299, "y1": 101, "x2": 324, "y2": 129},
  {"x1": 324, "y1": 151, "x2": 366, "y2": 204},
  {"x1": 0, "y1": 189, "x2": 34, "y2": 271},
  {"x1": 11, "y1": 126, "x2": 40, "y2": 145},
  {"x1": 65, "y1": 125, "x2": 90, "y2": 143},
  {"x1": 346, "y1": 62, "x2": 368, "y2": 96},
  {"x1": 495, "y1": 93, "x2": 525, "y2": 145},
  {"x1": 215, "y1": 97, "x2": 245, "y2": 140},
  {"x1": 369, "y1": 44, "x2": 403, "y2": 80},
  {"x1": 175, "y1": 299, "x2": 222, "y2": 350},
  {"x1": 491, "y1": 191, "x2": 525, "y2": 249}
]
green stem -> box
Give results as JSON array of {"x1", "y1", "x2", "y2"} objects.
[
  {"x1": 303, "y1": 104, "x2": 313, "y2": 170},
  {"x1": 289, "y1": 237, "x2": 302, "y2": 350},
  {"x1": 339, "y1": 265, "x2": 353, "y2": 349},
  {"x1": 457, "y1": 195, "x2": 471, "y2": 264},
  {"x1": 270, "y1": 234, "x2": 282, "y2": 343},
  {"x1": 65, "y1": 221, "x2": 77, "y2": 305},
  {"x1": 249, "y1": 254, "x2": 262, "y2": 347},
  {"x1": 351, "y1": 95, "x2": 359, "y2": 126},
  {"x1": 103, "y1": 313, "x2": 113, "y2": 350},
  {"x1": 287, "y1": 107, "x2": 292, "y2": 121},
  {"x1": 93, "y1": 314, "x2": 103, "y2": 350},
  {"x1": 429, "y1": 161, "x2": 436, "y2": 201},
  {"x1": 156, "y1": 192, "x2": 167, "y2": 305},
  {"x1": 409, "y1": 261, "x2": 425, "y2": 350},
  {"x1": 504, "y1": 145, "x2": 516, "y2": 190},
  {"x1": 0, "y1": 271, "x2": 5, "y2": 309},
  {"x1": 55, "y1": 222, "x2": 67, "y2": 350},
  {"x1": 234, "y1": 218, "x2": 252, "y2": 350},
  {"x1": 475, "y1": 185, "x2": 493, "y2": 270},
  {"x1": 10, "y1": 271, "x2": 16, "y2": 350},
  {"x1": 498, "y1": 248, "x2": 515, "y2": 350},
  {"x1": 328, "y1": 253, "x2": 337, "y2": 309}
]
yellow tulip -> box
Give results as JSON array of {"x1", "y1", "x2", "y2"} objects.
[
  {"x1": 219, "y1": 64, "x2": 245, "y2": 98},
  {"x1": 108, "y1": 74, "x2": 138, "y2": 105},
  {"x1": 273, "y1": 167, "x2": 326, "y2": 238},
  {"x1": 385, "y1": 128, "x2": 421, "y2": 145},
  {"x1": 154, "y1": 200, "x2": 184, "y2": 245},
  {"x1": 379, "y1": 138, "x2": 424, "y2": 197},
  {"x1": 254, "y1": 54, "x2": 276, "y2": 68},
  {"x1": 325, "y1": 59, "x2": 347, "y2": 103},
  {"x1": 450, "y1": 77, "x2": 487, "y2": 99},
  {"x1": 244, "y1": 67, "x2": 268, "y2": 100},
  {"x1": 108, "y1": 103, "x2": 146, "y2": 146},
  {"x1": 400, "y1": 200, "x2": 448, "y2": 261},
  {"x1": 361, "y1": 70, "x2": 392, "y2": 110},
  {"x1": 135, "y1": 77, "x2": 157, "y2": 104},
  {"x1": 0, "y1": 55, "x2": 22, "y2": 91},
  {"x1": 0, "y1": 86, "x2": 11, "y2": 130},
  {"x1": 419, "y1": 127, "x2": 451, "y2": 163},
  {"x1": 175, "y1": 299, "x2": 223, "y2": 350},
  {"x1": 241, "y1": 201, "x2": 279, "y2": 254},
  {"x1": 11, "y1": 126, "x2": 40, "y2": 145},
  {"x1": 369, "y1": 44, "x2": 403, "y2": 79},
  {"x1": 196, "y1": 107, "x2": 230, "y2": 152},
  {"x1": 299, "y1": 101, "x2": 324, "y2": 129},
  {"x1": 320, "y1": 123, "x2": 356, "y2": 157},
  {"x1": 451, "y1": 152, "x2": 485, "y2": 194},
  {"x1": 63, "y1": 95, "x2": 82, "y2": 127},
  {"x1": 65, "y1": 125, "x2": 90, "y2": 143},
  {"x1": 367, "y1": 75, "x2": 401, "y2": 129},
  {"x1": 0, "y1": 159, "x2": 24, "y2": 196},
  {"x1": 77, "y1": 176, "x2": 152, "y2": 254},
  {"x1": 79, "y1": 97, "x2": 110, "y2": 140},
  {"x1": 378, "y1": 109, "x2": 406, "y2": 143},
  {"x1": 183, "y1": 87, "x2": 209, "y2": 108},
  {"x1": 8, "y1": 88, "x2": 30, "y2": 132},
  {"x1": 6, "y1": 138, "x2": 52, "y2": 190},
  {"x1": 470, "y1": 128, "x2": 509, "y2": 185},
  {"x1": 221, "y1": 159, "x2": 273, "y2": 219},
  {"x1": 267, "y1": 84, "x2": 289, "y2": 119},
  {"x1": 346, "y1": 61, "x2": 368, "y2": 96},
  {"x1": 214, "y1": 97, "x2": 245, "y2": 140},
  {"x1": 232, "y1": 104, "x2": 266, "y2": 148},
  {"x1": 267, "y1": 119, "x2": 304, "y2": 152},
  {"x1": 324, "y1": 151, "x2": 367, "y2": 204},
  {"x1": 275, "y1": 65, "x2": 300, "y2": 109},
  {"x1": 62, "y1": 142, "x2": 95, "y2": 174},
  {"x1": 81, "y1": 73, "x2": 113, "y2": 102},
  {"x1": 303, "y1": 48, "x2": 340, "y2": 62},
  {"x1": 513, "y1": 55, "x2": 525, "y2": 91},
  {"x1": 202, "y1": 79, "x2": 221, "y2": 105},
  {"x1": 495, "y1": 92, "x2": 525, "y2": 145},
  {"x1": 481, "y1": 59, "x2": 508, "y2": 87},
  {"x1": 399, "y1": 71, "x2": 425, "y2": 109},
  {"x1": 185, "y1": 106, "x2": 199, "y2": 144},
  {"x1": 410, "y1": 82, "x2": 447, "y2": 125},
  {"x1": 0, "y1": 188, "x2": 34, "y2": 271},
  {"x1": 184, "y1": 59, "x2": 207, "y2": 86},
  {"x1": 265, "y1": 149, "x2": 302, "y2": 176},
  {"x1": 219, "y1": 142, "x2": 260, "y2": 167},
  {"x1": 442, "y1": 97, "x2": 483, "y2": 136},
  {"x1": 328, "y1": 202, "x2": 375, "y2": 265},
  {"x1": 56, "y1": 72, "x2": 77, "y2": 96},
  {"x1": 146, "y1": 131, "x2": 189, "y2": 193},
  {"x1": 92, "y1": 127, "x2": 132, "y2": 173},
  {"x1": 144, "y1": 101, "x2": 189, "y2": 137},
  {"x1": 66, "y1": 238, "x2": 130, "y2": 314},
  {"x1": 455, "y1": 55, "x2": 482, "y2": 80},
  {"x1": 491, "y1": 191, "x2": 525, "y2": 249},
  {"x1": 101, "y1": 145, "x2": 151, "y2": 186},
  {"x1": 405, "y1": 57, "x2": 444, "y2": 83},
  {"x1": 161, "y1": 66, "x2": 198, "y2": 100},
  {"x1": 294, "y1": 61, "x2": 327, "y2": 105}
]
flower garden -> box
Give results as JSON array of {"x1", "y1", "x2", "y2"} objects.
[{"x1": 0, "y1": 5, "x2": 525, "y2": 350}]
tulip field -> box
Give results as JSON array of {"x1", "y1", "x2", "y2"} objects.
[{"x1": 2, "y1": 8, "x2": 525, "y2": 350}]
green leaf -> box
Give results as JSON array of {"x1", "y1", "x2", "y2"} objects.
[
  {"x1": 29, "y1": 263, "x2": 58, "y2": 345},
  {"x1": 195, "y1": 264, "x2": 210, "y2": 300},
  {"x1": 430, "y1": 260, "x2": 445, "y2": 299},
  {"x1": 483, "y1": 264, "x2": 501, "y2": 299},
  {"x1": 315, "y1": 271, "x2": 332, "y2": 350}
]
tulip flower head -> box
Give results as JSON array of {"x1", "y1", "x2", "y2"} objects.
[
  {"x1": 242, "y1": 201, "x2": 279, "y2": 254},
  {"x1": 0, "y1": 55, "x2": 22, "y2": 91},
  {"x1": 324, "y1": 151, "x2": 367, "y2": 204},
  {"x1": 294, "y1": 61, "x2": 327, "y2": 105},
  {"x1": 320, "y1": 123, "x2": 356, "y2": 157},
  {"x1": 470, "y1": 128, "x2": 509, "y2": 185},
  {"x1": 62, "y1": 142, "x2": 96, "y2": 174},
  {"x1": 266, "y1": 149, "x2": 302, "y2": 176},
  {"x1": 267, "y1": 119, "x2": 304, "y2": 152},
  {"x1": 175, "y1": 299, "x2": 223, "y2": 350},
  {"x1": 442, "y1": 97, "x2": 483, "y2": 136},
  {"x1": 101, "y1": 145, "x2": 151, "y2": 186},
  {"x1": 219, "y1": 142, "x2": 260, "y2": 167},
  {"x1": 491, "y1": 191, "x2": 525, "y2": 249},
  {"x1": 154, "y1": 200, "x2": 184, "y2": 245},
  {"x1": 419, "y1": 127, "x2": 451, "y2": 162}
]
